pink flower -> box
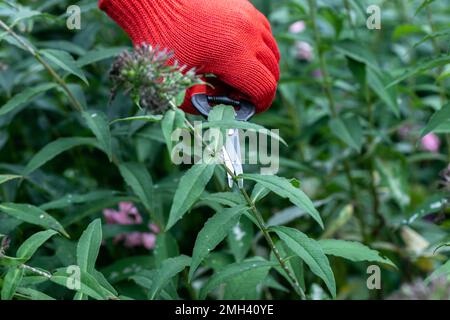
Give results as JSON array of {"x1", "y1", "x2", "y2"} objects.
[
  {"x1": 102, "y1": 202, "x2": 158, "y2": 250},
  {"x1": 124, "y1": 232, "x2": 143, "y2": 248},
  {"x1": 289, "y1": 21, "x2": 306, "y2": 34},
  {"x1": 149, "y1": 223, "x2": 160, "y2": 234},
  {"x1": 102, "y1": 202, "x2": 142, "y2": 225},
  {"x1": 142, "y1": 233, "x2": 157, "y2": 250},
  {"x1": 421, "y1": 133, "x2": 441, "y2": 153},
  {"x1": 295, "y1": 41, "x2": 313, "y2": 61},
  {"x1": 312, "y1": 69, "x2": 323, "y2": 78}
]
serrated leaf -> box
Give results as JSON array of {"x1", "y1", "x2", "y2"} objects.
[
  {"x1": 148, "y1": 255, "x2": 191, "y2": 300},
  {"x1": 189, "y1": 205, "x2": 248, "y2": 280},
  {"x1": 199, "y1": 258, "x2": 277, "y2": 299},
  {"x1": 319, "y1": 239, "x2": 396, "y2": 268},
  {"x1": 0, "y1": 83, "x2": 57, "y2": 117},
  {"x1": 166, "y1": 163, "x2": 216, "y2": 230},
  {"x1": 0, "y1": 203, "x2": 69, "y2": 237},
  {"x1": 40, "y1": 49, "x2": 89, "y2": 84},
  {"x1": 82, "y1": 110, "x2": 112, "y2": 161},
  {"x1": 421, "y1": 103, "x2": 450, "y2": 137},
  {"x1": 242, "y1": 174, "x2": 323, "y2": 228},
  {"x1": 23, "y1": 137, "x2": 99, "y2": 176},
  {"x1": 271, "y1": 226, "x2": 336, "y2": 298}
]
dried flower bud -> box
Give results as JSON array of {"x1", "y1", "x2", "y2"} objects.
[
  {"x1": 110, "y1": 44, "x2": 201, "y2": 114},
  {"x1": 0, "y1": 235, "x2": 10, "y2": 256}
]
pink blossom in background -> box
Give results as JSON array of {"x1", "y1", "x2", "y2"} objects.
[
  {"x1": 289, "y1": 21, "x2": 306, "y2": 34},
  {"x1": 142, "y1": 233, "x2": 157, "y2": 250},
  {"x1": 312, "y1": 69, "x2": 323, "y2": 78},
  {"x1": 102, "y1": 202, "x2": 159, "y2": 250},
  {"x1": 421, "y1": 133, "x2": 441, "y2": 153},
  {"x1": 295, "y1": 41, "x2": 313, "y2": 61},
  {"x1": 149, "y1": 223, "x2": 160, "y2": 234}
]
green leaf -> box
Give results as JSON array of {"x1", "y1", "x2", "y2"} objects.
[
  {"x1": 368, "y1": 68, "x2": 399, "y2": 117},
  {"x1": 421, "y1": 103, "x2": 450, "y2": 137},
  {"x1": 223, "y1": 258, "x2": 271, "y2": 299},
  {"x1": 0, "y1": 203, "x2": 69, "y2": 237},
  {"x1": 76, "y1": 47, "x2": 125, "y2": 67},
  {"x1": 16, "y1": 287, "x2": 55, "y2": 300},
  {"x1": 329, "y1": 115, "x2": 363, "y2": 152},
  {"x1": 40, "y1": 49, "x2": 89, "y2": 84},
  {"x1": 227, "y1": 216, "x2": 254, "y2": 262},
  {"x1": 118, "y1": 162, "x2": 159, "y2": 223},
  {"x1": 166, "y1": 163, "x2": 216, "y2": 230},
  {"x1": 148, "y1": 255, "x2": 191, "y2": 300},
  {"x1": 40, "y1": 190, "x2": 119, "y2": 211},
  {"x1": 425, "y1": 260, "x2": 450, "y2": 285},
  {"x1": 1, "y1": 267, "x2": 24, "y2": 300},
  {"x1": 16, "y1": 230, "x2": 58, "y2": 261},
  {"x1": 23, "y1": 137, "x2": 99, "y2": 176},
  {"x1": 0, "y1": 174, "x2": 22, "y2": 185},
  {"x1": 335, "y1": 41, "x2": 379, "y2": 70},
  {"x1": 242, "y1": 174, "x2": 323, "y2": 228},
  {"x1": 414, "y1": 0, "x2": 436, "y2": 16},
  {"x1": 200, "y1": 192, "x2": 245, "y2": 207},
  {"x1": 77, "y1": 219, "x2": 102, "y2": 274},
  {"x1": 202, "y1": 120, "x2": 287, "y2": 146},
  {"x1": 154, "y1": 233, "x2": 179, "y2": 267},
  {"x1": 0, "y1": 83, "x2": 57, "y2": 117},
  {"x1": 271, "y1": 226, "x2": 336, "y2": 298},
  {"x1": 51, "y1": 267, "x2": 117, "y2": 300},
  {"x1": 189, "y1": 205, "x2": 248, "y2": 280},
  {"x1": 318, "y1": 239, "x2": 396, "y2": 268},
  {"x1": 199, "y1": 258, "x2": 277, "y2": 299},
  {"x1": 161, "y1": 109, "x2": 186, "y2": 155},
  {"x1": 110, "y1": 115, "x2": 163, "y2": 125},
  {"x1": 387, "y1": 55, "x2": 450, "y2": 88},
  {"x1": 82, "y1": 110, "x2": 112, "y2": 161}
]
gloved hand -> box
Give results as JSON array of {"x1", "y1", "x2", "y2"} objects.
[{"x1": 98, "y1": 0, "x2": 280, "y2": 114}]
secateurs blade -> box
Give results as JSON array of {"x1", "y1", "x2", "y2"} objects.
[{"x1": 191, "y1": 94, "x2": 256, "y2": 188}]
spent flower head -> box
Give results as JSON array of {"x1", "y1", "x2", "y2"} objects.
[{"x1": 110, "y1": 44, "x2": 201, "y2": 114}]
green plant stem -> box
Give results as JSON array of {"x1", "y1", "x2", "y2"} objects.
[
  {"x1": 0, "y1": 18, "x2": 83, "y2": 112},
  {"x1": 173, "y1": 103, "x2": 307, "y2": 299},
  {"x1": 308, "y1": 0, "x2": 337, "y2": 118}
]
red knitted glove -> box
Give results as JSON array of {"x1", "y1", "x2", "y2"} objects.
[{"x1": 98, "y1": 0, "x2": 280, "y2": 114}]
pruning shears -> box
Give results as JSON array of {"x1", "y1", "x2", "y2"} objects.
[{"x1": 192, "y1": 94, "x2": 256, "y2": 188}]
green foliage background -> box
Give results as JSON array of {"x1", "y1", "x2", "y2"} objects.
[{"x1": 0, "y1": 0, "x2": 449, "y2": 300}]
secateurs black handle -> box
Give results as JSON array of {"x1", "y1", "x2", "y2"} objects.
[{"x1": 191, "y1": 94, "x2": 256, "y2": 121}]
